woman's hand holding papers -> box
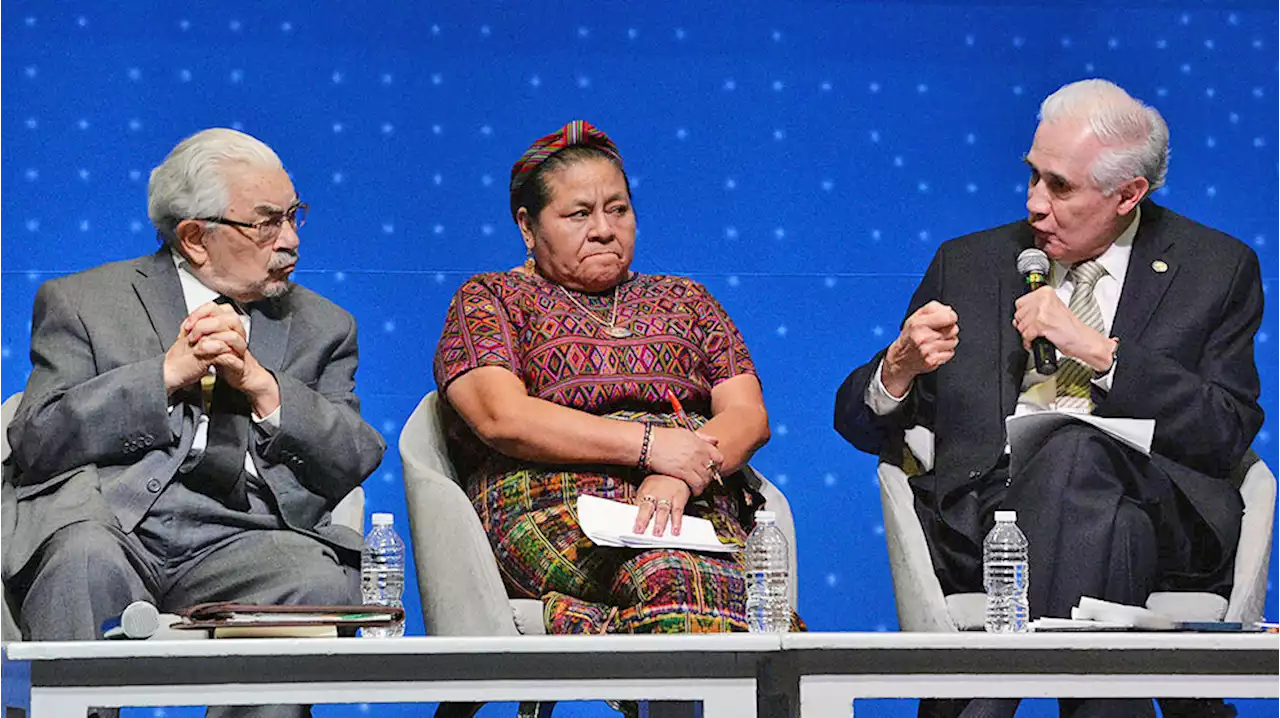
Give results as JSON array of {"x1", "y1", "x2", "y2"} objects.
[{"x1": 633, "y1": 474, "x2": 692, "y2": 537}]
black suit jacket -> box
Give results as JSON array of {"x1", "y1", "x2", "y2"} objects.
[{"x1": 834, "y1": 202, "x2": 1264, "y2": 579}]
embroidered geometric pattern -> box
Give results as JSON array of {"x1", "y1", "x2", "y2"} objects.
[
  {"x1": 1055, "y1": 259, "x2": 1108, "y2": 413},
  {"x1": 435, "y1": 271, "x2": 757, "y2": 482},
  {"x1": 471, "y1": 430, "x2": 805, "y2": 635},
  {"x1": 478, "y1": 459, "x2": 751, "y2": 634},
  {"x1": 434, "y1": 272, "x2": 768, "y2": 634},
  {"x1": 508, "y1": 120, "x2": 623, "y2": 204}
]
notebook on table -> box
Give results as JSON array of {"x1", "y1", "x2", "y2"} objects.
[{"x1": 170, "y1": 602, "x2": 404, "y2": 638}]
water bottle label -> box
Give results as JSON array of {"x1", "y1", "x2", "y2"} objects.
[{"x1": 1013, "y1": 563, "x2": 1026, "y2": 590}]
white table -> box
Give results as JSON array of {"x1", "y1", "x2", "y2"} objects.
[
  {"x1": 4, "y1": 634, "x2": 778, "y2": 717},
  {"x1": 7, "y1": 631, "x2": 1277, "y2": 717},
  {"x1": 783, "y1": 632, "x2": 1280, "y2": 717}
]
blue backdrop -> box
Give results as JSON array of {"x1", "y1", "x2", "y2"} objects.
[{"x1": 2, "y1": 1, "x2": 1275, "y2": 716}]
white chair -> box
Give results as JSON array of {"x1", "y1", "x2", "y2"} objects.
[
  {"x1": 878, "y1": 425, "x2": 1276, "y2": 631},
  {"x1": 2, "y1": 392, "x2": 24, "y2": 643},
  {"x1": 398, "y1": 390, "x2": 799, "y2": 716},
  {"x1": 0, "y1": 392, "x2": 365, "y2": 641}
]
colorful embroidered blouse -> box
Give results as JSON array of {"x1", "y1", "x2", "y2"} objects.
[{"x1": 434, "y1": 271, "x2": 758, "y2": 481}]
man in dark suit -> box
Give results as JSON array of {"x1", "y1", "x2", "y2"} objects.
[
  {"x1": 835, "y1": 80, "x2": 1262, "y2": 718},
  {"x1": 2, "y1": 128, "x2": 387, "y2": 718}
]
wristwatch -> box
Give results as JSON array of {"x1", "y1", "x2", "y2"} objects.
[{"x1": 1094, "y1": 337, "x2": 1120, "y2": 379}]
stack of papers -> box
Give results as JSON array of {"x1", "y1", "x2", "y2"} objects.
[
  {"x1": 576, "y1": 495, "x2": 738, "y2": 553},
  {"x1": 1071, "y1": 596, "x2": 1176, "y2": 629},
  {"x1": 1031, "y1": 596, "x2": 1168, "y2": 632},
  {"x1": 1029, "y1": 617, "x2": 1131, "y2": 632},
  {"x1": 170, "y1": 602, "x2": 404, "y2": 638},
  {"x1": 1030, "y1": 596, "x2": 1257, "y2": 632}
]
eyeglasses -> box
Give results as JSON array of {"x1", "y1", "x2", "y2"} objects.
[{"x1": 196, "y1": 203, "x2": 308, "y2": 245}]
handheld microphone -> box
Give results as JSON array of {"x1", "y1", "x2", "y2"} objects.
[
  {"x1": 101, "y1": 600, "x2": 161, "y2": 640},
  {"x1": 1016, "y1": 248, "x2": 1058, "y2": 376}
]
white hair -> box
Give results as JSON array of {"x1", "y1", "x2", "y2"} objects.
[
  {"x1": 1039, "y1": 79, "x2": 1169, "y2": 197},
  {"x1": 147, "y1": 128, "x2": 283, "y2": 246}
]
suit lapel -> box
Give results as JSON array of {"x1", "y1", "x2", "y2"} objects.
[
  {"x1": 133, "y1": 248, "x2": 186, "y2": 349},
  {"x1": 248, "y1": 297, "x2": 290, "y2": 372},
  {"x1": 1111, "y1": 203, "x2": 1177, "y2": 343},
  {"x1": 998, "y1": 226, "x2": 1037, "y2": 417}
]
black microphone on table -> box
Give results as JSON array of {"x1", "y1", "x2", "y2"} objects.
[
  {"x1": 1016, "y1": 248, "x2": 1058, "y2": 376},
  {"x1": 101, "y1": 600, "x2": 161, "y2": 640}
]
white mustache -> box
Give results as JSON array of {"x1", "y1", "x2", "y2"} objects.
[{"x1": 267, "y1": 251, "x2": 297, "y2": 271}]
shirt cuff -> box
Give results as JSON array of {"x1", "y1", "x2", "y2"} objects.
[
  {"x1": 865, "y1": 358, "x2": 911, "y2": 416},
  {"x1": 1091, "y1": 358, "x2": 1116, "y2": 393},
  {"x1": 252, "y1": 405, "x2": 281, "y2": 433}
]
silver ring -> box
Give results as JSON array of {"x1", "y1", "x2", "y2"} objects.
[{"x1": 656, "y1": 498, "x2": 672, "y2": 507}]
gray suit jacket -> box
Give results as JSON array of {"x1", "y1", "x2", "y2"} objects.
[{"x1": 3, "y1": 248, "x2": 386, "y2": 579}]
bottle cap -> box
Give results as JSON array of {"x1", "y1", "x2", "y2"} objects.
[
  {"x1": 372, "y1": 512, "x2": 394, "y2": 527},
  {"x1": 754, "y1": 510, "x2": 777, "y2": 523},
  {"x1": 994, "y1": 510, "x2": 1017, "y2": 523}
]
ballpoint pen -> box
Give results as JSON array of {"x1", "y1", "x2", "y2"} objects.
[{"x1": 666, "y1": 387, "x2": 723, "y2": 486}]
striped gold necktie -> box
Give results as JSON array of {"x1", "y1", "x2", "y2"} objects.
[
  {"x1": 189, "y1": 296, "x2": 251, "y2": 510},
  {"x1": 1054, "y1": 259, "x2": 1107, "y2": 413}
]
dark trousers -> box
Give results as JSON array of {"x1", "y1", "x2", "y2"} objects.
[{"x1": 912, "y1": 423, "x2": 1236, "y2": 718}]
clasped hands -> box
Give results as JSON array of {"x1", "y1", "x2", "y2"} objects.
[
  {"x1": 163, "y1": 301, "x2": 280, "y2": 417},
  {"x1": 632, "y1": 426, "x2": 723, "y2": 537},
  {"x1": 881, "y1": 291, "x2": 1115, "y2": 395}
]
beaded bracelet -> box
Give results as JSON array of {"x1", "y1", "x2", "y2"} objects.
[{"x1": 637, "y1": 423, "x2": 653, "y2": 471}]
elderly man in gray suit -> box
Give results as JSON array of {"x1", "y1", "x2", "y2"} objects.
[{"x1": 3, "y1": 128, "x2": 387, "y2": 717}]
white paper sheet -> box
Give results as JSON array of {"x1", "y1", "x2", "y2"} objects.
[
  {"x1": 1006, "y1": 411, "x2": 1155, "y2": 479},
  {"x1": 576, "y1": 495, "x2": 739, "y2": 553},
  {"x1": 1071, "y1": 595, "x2": 1176, "y2": 629},
  {"x1": 1029, "y1": 617, "x2": 1132, "y2": 631},
  {"x1": 1032, "y1": 596, "x2": 1176, "y2": 631}
]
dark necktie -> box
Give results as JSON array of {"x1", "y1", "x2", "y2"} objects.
[{"x1": 189, "y1": 296, "x2": 251, "y2": 510}]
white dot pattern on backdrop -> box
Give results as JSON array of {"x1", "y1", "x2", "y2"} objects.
[{"x1": 0, "y1": 10, "x2": 1275, "y2": 717}]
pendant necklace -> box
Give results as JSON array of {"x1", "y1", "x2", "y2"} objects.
[{"x1": 558, "y1": 284, "x2": 632, "y2": 338}]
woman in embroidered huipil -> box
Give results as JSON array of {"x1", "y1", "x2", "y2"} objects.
[{"x1": 434, "y1": 120, "x2": 771, "y2": 634}]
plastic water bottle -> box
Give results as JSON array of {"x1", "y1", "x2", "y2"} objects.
[
  {"x1": 361, "y1": 512, "x2": 405, "y2": 638},
  {"x1": 745, "y1": 509, "x2": 790, "y2": 632},
  {"x1": 984, "y1": 510, "x2": 1030, "y2": 633}
]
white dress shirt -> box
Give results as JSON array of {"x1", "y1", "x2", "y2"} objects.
[
  {"x1": 866, "y1": 206, "x2": 1141, "y2": 420},
  {"x1": 171, "y1": 251, "x2": 280, "y2": 476}
]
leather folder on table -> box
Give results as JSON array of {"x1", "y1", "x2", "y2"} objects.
[{"x1": 170, "y1": 602, "x2": 404, "y2": 638}]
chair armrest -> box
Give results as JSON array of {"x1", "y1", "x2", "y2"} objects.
[
  {"x1": 1225, "y1": 458, "x2": 1276, "y2": 624},
  {"x1": 1, "y1": 393, "x2": 21, "y2": 463},
  {"x1": 877, "y1": 461, "x2": 956, "y2": 632},
  {"x1": 401, "y1": 454, "x2": 520, "y2": 637},
  {"x1": 903, "y1": 425, "x2": 935, "y2": 474},
  {"x1": 755, "y1": 474, "x2": 799, "y2": 611},
  {"x1": 330, "y1": 486, "x2": 365, "y2": 535}
]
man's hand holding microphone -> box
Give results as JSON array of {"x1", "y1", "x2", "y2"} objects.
[{"x1": 1013, "y1": 248, "x2": 1116, "y2": 375}]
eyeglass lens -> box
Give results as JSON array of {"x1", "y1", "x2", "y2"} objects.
[{"x1": 258, "y1": 204, "x2": 307, "y2": 243}]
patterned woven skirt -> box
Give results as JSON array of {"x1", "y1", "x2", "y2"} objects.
[{"x1": 468, "y1": 411, "x2": 759, "y2": 634}]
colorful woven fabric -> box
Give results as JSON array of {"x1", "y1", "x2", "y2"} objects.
[
  {"x1": 434, "y1": 271, "x2": 764, "y2": 633},
  {"x1": 509, "y1": 120, "x2": 622, "y2": 210},
  {"x1": 477, "y1": 454, "x2": 752, "y2": 634},
  {"x1": 435, "y1": 271, "x2": 755, "y2": 481}
]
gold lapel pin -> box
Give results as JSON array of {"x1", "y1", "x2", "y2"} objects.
[{"x1": 1152, "y1": 260, "x2": 1168, "y2": 273}]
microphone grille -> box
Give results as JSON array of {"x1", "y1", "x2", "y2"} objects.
[
  {"x1": 120, "y1": 600, "x2": 161, "y2": 639},
  {"x1": 1017, "y1": 248, "x2": 1050, "y2": 275}
]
